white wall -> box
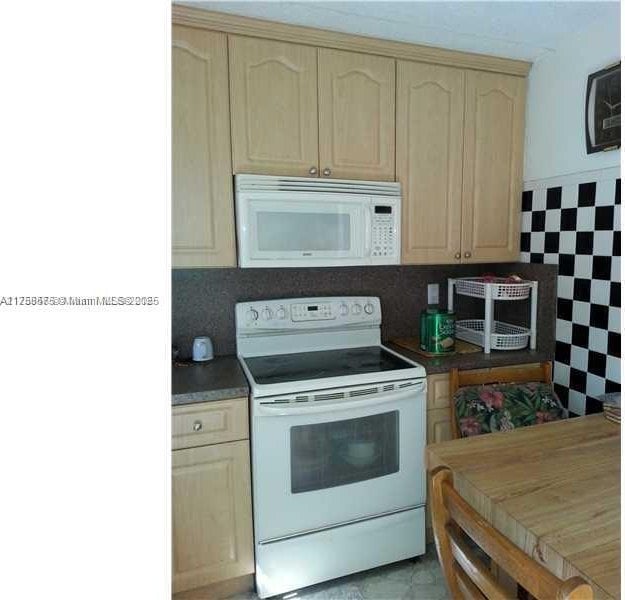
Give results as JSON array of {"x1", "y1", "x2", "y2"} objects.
[{"x1": 524, "y1": 13, "x2": 621, "y2": 182}]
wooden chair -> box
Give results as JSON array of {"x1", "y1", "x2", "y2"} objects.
[
  {"x1": 449, "y1": 362, "x2": 553, "y2": 439},
  {"x1": 431, "y1": 466, "x2": 593, "y2": 600}
]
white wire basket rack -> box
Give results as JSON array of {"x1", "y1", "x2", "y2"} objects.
[
  {"x1": 456, "y1": 320, "x2": 531, "y2": 351},
  {"x1": 448, "y1": 277, "x2": 538, "y2": 353},
  {"x1": 453, "y1": 277, "x2": 533, "y2": 300}
]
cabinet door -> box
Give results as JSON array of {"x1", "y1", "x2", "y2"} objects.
[
  {"x1": 427, "y1": 407, "x2": 453, "y2": 444},
  {"x1": 462, "y1": 71, "x2": 526, "y2": 263},
  {"x1": 426, "y1": 373, "x2": 451, "y2": 412},
  {"x1": 229, "y1": 36, "x2": 319, "y2": 177},
  {"x1": 172, "y1": 26, "x2": 236, "y2": 267},
  {"x1": 318, "y1": 49, "x2": 395, "y2": 181},
  {"x1": 172, "y1": 441, "x2": 254, "y2": 594},
  {"x1": 396, "y1": 61, "x2": 465, "y2": 264}
]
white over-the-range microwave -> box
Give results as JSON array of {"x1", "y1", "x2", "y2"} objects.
[{"x1": 235, "y1": 174, "x2": 401, "y2": 268}]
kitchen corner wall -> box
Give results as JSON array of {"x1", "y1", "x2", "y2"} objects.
[
  {"x1": 521, "y1": 167, "x2": 621, "y2": 416},
  {"x1": 173, "y1": 261, "x2": 556, "y2": 360}
]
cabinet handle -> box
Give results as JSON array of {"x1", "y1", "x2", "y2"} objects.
[
  {"x1": 308, "y1": 166, "x2": 318, "y2": 175},
  {"x1": 192, "y1": 420, "x2": 203, "y2": 432},
  {"x1": 322, "y1": 167, "x2": 331, "y2": 177},
  {"x1": 454, "y1": 252, "x2": 461, "y2": 260},
  {"x1": 464, "y1": 251, "x2": 472, "y2": 258}
]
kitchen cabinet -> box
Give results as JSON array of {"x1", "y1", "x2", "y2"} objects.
[
  {"x1": 318, "y1": 49, "x2": 395, "y2": 181},
  {"x1": 229, "y1": 37, "x2": 396, "y2": 180},
  {"x1": 172, "y1": 398, "x2": 253, "y2": 596},
  {"x1": 172, "y1": 26, "x2": 236, "y2": 268},
  {"x1": 397, "y1": 62, "x2": 526, "y2": 264},
  {"x1": 461, "y1": 71, "x2": 526, "y2": 263},
  {"x1": 397, "y1": 62, "x2": 464, "y2": 264},
  {"x1": 229, "y1": 36, "x2": 319, "y2": 177},
  {"x1": 172, "y1": 6, "x2": 531, "y2": 268},
  {"x1": 424, "y1": 373, "x2": 452, "y2": 542}
]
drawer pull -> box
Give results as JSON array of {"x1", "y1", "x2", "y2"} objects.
[{"x1": 192, "y1": 420, "x2": 203, "y2": 432}]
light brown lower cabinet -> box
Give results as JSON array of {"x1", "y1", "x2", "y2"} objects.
[
  {"x1": 172, "y1": 399, "x2": 254, "y2": 597},
  {"x1": 425, "y1": 373, "x2": 452, "y2": 542}
]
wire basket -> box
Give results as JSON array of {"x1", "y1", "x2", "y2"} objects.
[
  {"x1": 454, "y1": 278, "x2": 532, "y2": 301},
  {"x1": 456, "y1": 320, "x2": 530, "y2": 351}
]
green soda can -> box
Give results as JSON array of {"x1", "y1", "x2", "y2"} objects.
[{"x1": 421, "y1": 309, "x2": 456, "y2": 354}]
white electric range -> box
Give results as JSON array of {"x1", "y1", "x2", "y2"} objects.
[{"x1": 236, "y1": 296, "x2": 427, "y2": 598}]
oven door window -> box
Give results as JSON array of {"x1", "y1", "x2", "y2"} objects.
[{"x1": 290, "y1": 411, "x2": 399, "y2": 494}]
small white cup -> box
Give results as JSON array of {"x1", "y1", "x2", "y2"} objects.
[{"x1": 192, "y1": 336, "x2": 214, "y2": 362}]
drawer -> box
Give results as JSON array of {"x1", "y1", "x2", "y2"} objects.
[{"x1": 172, "y1": 397, "x2": 249, "y2": 450}]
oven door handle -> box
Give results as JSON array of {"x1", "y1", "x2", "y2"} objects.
[{"x1": 255, "y1": 381, "x2": 425, "y2": 416}]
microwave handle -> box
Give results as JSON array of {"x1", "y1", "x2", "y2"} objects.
[{"x1": 364, "y1": 206, "x2": 373, "y2": 256}]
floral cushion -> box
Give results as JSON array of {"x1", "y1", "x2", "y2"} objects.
[{"x1": 455, "y1": 382, "x2": 566, "y2": 438}]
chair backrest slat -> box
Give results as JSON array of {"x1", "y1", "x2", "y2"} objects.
[
  {"x1": 431, "y1": 467, "x2": 593, "y2": 600},
  {"x1": 446, "y1": 522, "x2": 509, "y2": 600},
  {"x1": 454, "y1": 562, "x2": 487, "y2": 600}
]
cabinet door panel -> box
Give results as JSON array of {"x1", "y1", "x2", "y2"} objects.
[
  {"x1": 319, "y1": 49, "x2": 395, "y2": 181},
  {"x1": 462, "y1": 71, "x2": 525, "y2": 263},
  {"x1": 229, "y1": 36, "x2": 319, "y2": 176},
  {"x1": 172, "y1": 26, "x2": 236, "y2": 267},
  {"x1": 172, "y1": 441, "x2": 254, "y2": 593},
  {"x1": 426, "y1": 373, "x2": 451, "y2": 411},
  {"x1": 397, "y1": 61, "x2": 464, "y2": 264}
]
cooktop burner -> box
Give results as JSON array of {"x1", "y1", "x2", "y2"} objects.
[{"x1": 243, "y1": 346, "x2": 414, "y2": 385}]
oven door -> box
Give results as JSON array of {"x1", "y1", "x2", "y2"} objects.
[
  {"x1": 251, "y1": 383, "x2": 426, "y2": 542},
  {"x1": 236, "y1": 193, "x2": 368, "y2": 267}
]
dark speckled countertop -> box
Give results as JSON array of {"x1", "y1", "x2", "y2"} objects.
[
  {"x1": 386, "y1": 343, "x2": 553, "y2": 374},
  {"x1": 172, "y1": 356, "x2": 249, "y2": 406}
]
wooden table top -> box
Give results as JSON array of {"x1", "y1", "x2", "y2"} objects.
[{"x1": 426, "y1": 414, "x2": 620, "y2": 599}]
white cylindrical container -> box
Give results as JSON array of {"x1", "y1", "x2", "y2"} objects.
[{"x1": 192, "y1": 336, "x2": 214, "y2": 362}]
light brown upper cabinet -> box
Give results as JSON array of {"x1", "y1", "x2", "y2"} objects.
[
  {"x1": 397, "y1": 62, "x2": 465, "y2": 264},
  {"x1": 318, "y1": 49, "x2": 395, "y2": 181},
  {"x1": 462, "y1": 71, "x2": 526, "y2": 263},
  {"x1": 229, "y1": 36, "x2": 319, "y2": 177},
  {"x1": 172, "y1": 26, "x2": 236, "y2": 267},
  {"x1": 397, "y1": 62, "x2": 525, "y2": 264},
  {"x1": 229, "y1": 37, "x2": 396, "y2": 181}
]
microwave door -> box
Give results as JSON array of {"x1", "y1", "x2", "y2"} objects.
[{"x1": 244, "y1": 196, "x2": 365, "y2": 265}]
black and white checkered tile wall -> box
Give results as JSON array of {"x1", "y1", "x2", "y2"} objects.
[{"x1": 521, "y1": 169, "x2": 621, "y2": 416}]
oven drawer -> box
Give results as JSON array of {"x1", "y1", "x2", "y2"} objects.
[{"x1": 172, "y1": 398, "x2": 249, "y2": 450}]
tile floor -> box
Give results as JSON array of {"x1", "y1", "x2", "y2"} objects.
[{"x1": 229, "y1": 544, "x2": 449, "y2": 600}]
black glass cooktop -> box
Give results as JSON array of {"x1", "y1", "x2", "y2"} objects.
[{"x1": 244, "y1": 346, "x2": 414, "y2": 385}]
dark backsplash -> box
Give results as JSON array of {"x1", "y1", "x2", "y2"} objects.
[{"x1": 172, "y1": 263, "x2": 556, "y2": 359}]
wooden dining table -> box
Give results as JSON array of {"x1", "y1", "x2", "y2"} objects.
[{"x1": 426, "y1": 414, "x2": 620, "y2": 599}]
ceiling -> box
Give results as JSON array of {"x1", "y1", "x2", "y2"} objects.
[{"x1": 182, "y1": 1, "x2": 619, "y2": 62}]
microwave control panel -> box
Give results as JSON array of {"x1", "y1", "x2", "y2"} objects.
[{"x1": 371, "y1": 205, "x2": 397, "y2": 258}]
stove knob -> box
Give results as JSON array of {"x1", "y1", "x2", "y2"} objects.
[
  {"x1": 261, "y1": 308, "x2": 273, "y2": 321},
  {"x1": 247, "y1": 308, "x2": 258, "y2": 322},
  {"x1": 364, "y1": 302, "x2": 375, "y2": 315},
  {"x1": 339, "y1": 303, "x2": 349, "y2": 316},
  {"x1": 276, "y1": 307, "x2": 287, "y2": 320},
  {"x1": 351, "y1": 303, "x2": 362, "y2": 315}
]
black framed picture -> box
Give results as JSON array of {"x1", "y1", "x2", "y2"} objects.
[{"x1": 585, "y1": 63, "x2": 620, "y2": 154}]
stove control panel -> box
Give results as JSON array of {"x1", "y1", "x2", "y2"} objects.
[
  {"x1": 236, "y1": 297, "x2": 381, "y2": 331},
  {"x1": 291, "y1": 302, "x2": 334, "y2": 321}
]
